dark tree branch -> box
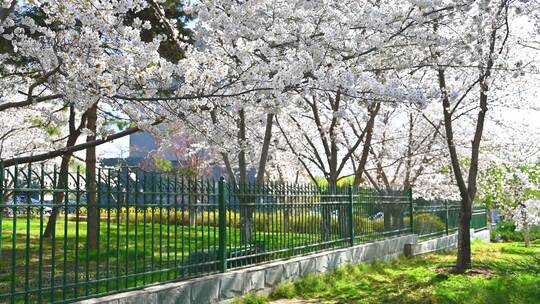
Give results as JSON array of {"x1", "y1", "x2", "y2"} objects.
[{"x1": 3, "y1": 119, "x2": 163, "y2": 167}]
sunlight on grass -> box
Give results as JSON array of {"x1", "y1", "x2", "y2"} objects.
[
  {"x1": 234, "y1": 241, "x2": 540, "y2": 304},
  {"x1": 1, "y1": 217, "x2": 318, "y2": 303}
]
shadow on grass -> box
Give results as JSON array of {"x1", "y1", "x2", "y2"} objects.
[{"x1": 268, "y1": 242, "x2": 540, "y2": 304}]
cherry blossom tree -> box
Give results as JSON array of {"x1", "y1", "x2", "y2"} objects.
[
  {"x1": 480, "y1": 163, "x2": 540, "y2": 246},
  {"x1": 0, "y1": 0, "x2": 193, "y2": 165},
  {"x1": 149, "y1": 0, "x2": 441, "y2": 242},
  {"x1": 509, "y1": 199, "x2": 540, "y2": 246},
  {"x1": 141, "y1": 0, "x2": 540, "y2": 249},
  {"x1": 408, "y1": 0, "x2": 540, "y2": 271},
  {"x1": 1, "y1": 0, "x2": 538, "y2": 262},
  {"x1": 0, "y1": 0, "x2": 190, "y2": 246},
  {"x1": 355, "y1": 104, "x2": 445, "y2": 192}
]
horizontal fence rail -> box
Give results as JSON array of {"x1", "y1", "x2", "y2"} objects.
[
  {"x1": 471, "y1": 207, "x2": 488, "y2": 231},
  {"x1": 413, "y1": 199, "x2": 488, "y2": 239},
  {"x1": 0, "y1": 162, "x2": 487, "y2": 303}
]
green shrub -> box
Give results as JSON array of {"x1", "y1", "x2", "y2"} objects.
[
  {"x1": 253, "y1": 210, "x2": 384, "y2": 235},
  {"x1": 92, "y1": 207, "x2": 395, "y2": 235},
  {"x1": 412, "y1": 213, "x2": 445, "y2": 236},
  {"x1": 354, "y1": 216, "x2": 385, "y2": 233},
  {"x1": 490, "y1": 220, "x2": 540, "y2": 242},
  {"x1": 231, "y1": 293, "x2": 268, "y2": 304},
  {"x1": 293, "y1": 273, "x2": 328, "y2": 295},
  {"x1": 270, "y1": 281, "x2": 296, "y2": 299}
]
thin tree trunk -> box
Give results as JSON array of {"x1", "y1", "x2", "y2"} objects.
[
  {"x1": 42, "y1": 153, "x2": 71, "y2": 238},
  {"x1": 440, "y1": 0, "x2": 504, "y2": 272},
  {"x1": 403, "y1": 113, "x2": 414, "y2": 189},
  {"x1": 524, "y1": 225, "x2": 530, "y2": 247},
  {"x1": 353, "y1": 103, "x2": 380, "y2": 186},
  {"x1": 189, "y1": 178, "x2": 198, "y2": 226},
  {"x1": 439, "y1": 68, "x2": 473, "y2": 272},
  {"x1": 277, "y1": 167, "x2": 290, "y2": 233},
  {"x1": 86, "y1": 103, "x2": 99, "y2": 249},
  {"x1": 221, "y1": 152, "x2": 237, "y2": 186},
  {"x1": 237, "y1": 111, "x2": 275, "y2": 244},
  {"x1": 237, "y1": 109, "x2": 252, "y2": 244},
  {"x1": 321, "y1": 177, "x2": 336, "y2": 244},
  {"x1": 256, "y1": 113, "x2": 274, "y2": 184},
  {"x1": 43, "y1": 104, "x2": 87, "y2": 238},
  {"x1": 522, "y1": 209, "x2": 530, "y2": 247}
]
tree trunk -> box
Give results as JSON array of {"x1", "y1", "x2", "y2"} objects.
[
  {"x1": 189, "y1": 179, "x2": 198, "y2": 226},
  {"x1": 403, "y1": 113, "x2": 414, "y2": 189},
  {"x1": 238, "y1": 111, "x2": 274, "y2": 244},
  {"x1": 383, "y1": 205, "x2": 391, "y2": 231},
  {"x1": 277, "y1": 168, "x2": 290, "y2": 234},
  {"x1": 353, "y1": 103, "x2": 380, "y2": 186},
  {"x1": 522, "y1": 209, "x2": 530, "y2": 247},
  {"x1": 437, "y1": 66, "x2": 487, "y2": 273},
  {"x1": 524, "y1": 225, "x2": 530, "y2": 248},
  {"x1": 86, "y1": 103, "x2": 99, "y2": 249},
  {"x1": 256, "y1": 113, "x2": 274, "y2": 184},
  {"x1": 456, "y1": 196, "x2": 472, "y2": 270},
  {"x1": 237, "y1": 109, "x2": 253, "y2": 244},
  {"x1": 321, "y1": 178, "x2": 336, "y2": 244},
  {"x1": 43, "y1": 104, "x2": 86, "y2": 238},
  {"x1": 42, "y1": 154, "x2": 71, "y2": 238}
]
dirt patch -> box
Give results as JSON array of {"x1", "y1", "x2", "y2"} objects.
[{"x1": 434, "y1": 267, "x2": 494, "y2": 276}]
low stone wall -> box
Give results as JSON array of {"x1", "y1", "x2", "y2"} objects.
[
  {"x1": 405, "y1": 229, "x2": 490, "y2": 256},
  {"x1": 77, "y1": 234, "x2": 417, "y2": 304},
  {"x1": 78, "y1": 230, "x2": 491, "y2": 304},
  {"x1": 471, "y1": 229, "x2": 490, "y2": 242}
]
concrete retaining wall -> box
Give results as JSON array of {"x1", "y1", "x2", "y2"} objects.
[
  {"x1": 471, "y1": 229, "x2": 490, "y2": 242},
  {"x1": 405, "y1": 229, "x2": 490, "y2": 256},
  {"x1": 78, "y1": 235, "x2": 417, "y2": 304},
  {"x1": 78, "y1": 230, "x2": 489, "y2": 304}
]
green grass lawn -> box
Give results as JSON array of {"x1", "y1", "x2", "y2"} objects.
[
  {"x1": 0, "y1": 216, "x2": 322, "y2": 303},
  {"x1": 235, "y1": 241, "x2": 540, "y2": 304}
]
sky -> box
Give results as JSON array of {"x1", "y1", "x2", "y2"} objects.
[
  {"x1": 97, "y1": 136, "x2": 130, "y2": 159},
  {"x1": 96, "y1": 107, "x2": 540, "y2": 162}
]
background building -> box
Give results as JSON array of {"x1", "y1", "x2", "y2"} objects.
[{"x1": 100, "y1": 131, "x2": 255, "y2": 181}]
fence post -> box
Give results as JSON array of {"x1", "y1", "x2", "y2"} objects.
[
  {"x1": 408, "y1": 188, "x2": 414, "y2": 234},
  {"x1": 348, "y1": 185, "x2": 354, "y2": 247},
  {"x1": 445, "y1": 200, "x2": 449, "y2": 235},
  {"x1": 218, "y1": 177, "x2": 227, "y2": 273}
]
